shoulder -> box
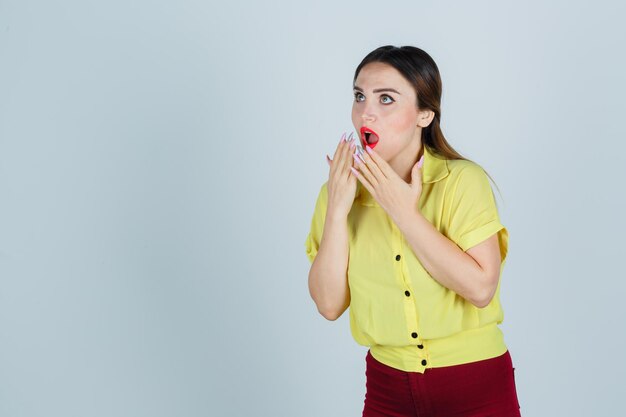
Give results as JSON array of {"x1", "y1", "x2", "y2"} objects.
[
  {"x1": 445, "y1": 158, "x2": 489, "y2": 187},
  {"x1": 446, "y1": 158, "x2": 486, "y2": 178},
  {"x1": 442, "y1": 159, "x2": 495, "y2": 204}
]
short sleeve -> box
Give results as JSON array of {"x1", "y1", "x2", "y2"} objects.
[
  {"x1": 446, "y1": 164, "x2": 508, "y2": 263},
  {"x1": 304, "y1": 182, "x2": 328, "y2": 264}
]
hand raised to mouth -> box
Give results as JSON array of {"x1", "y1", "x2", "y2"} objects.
[
  {"x1": 350, "y1": 144, "x2": 425, "y2": 226},
  {"x1": 325, "y1": 132, "x2": 359, "y2": 219}
]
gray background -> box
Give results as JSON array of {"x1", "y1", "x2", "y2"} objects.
[{"x1": 1, "y1": 1, "x2": 624, "y2": 416}]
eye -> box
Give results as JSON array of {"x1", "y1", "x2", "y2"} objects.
[
  {"x1": 354, "y1": 92, "x2": 364, "y2": 102},
  {"x1": 381, "y1": 95, "x2": 394, "y2": 104}
]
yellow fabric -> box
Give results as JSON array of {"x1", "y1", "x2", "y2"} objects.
[{"x1": 305, "y1": 145, "x2": 509, "y2": 373}]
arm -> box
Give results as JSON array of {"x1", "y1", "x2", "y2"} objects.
[
  {"x1": 308, "y1": 209, "x2": 351, "y2": 320},
  {"x1": 350, "y1": 146, "x2": 505, "y2": 308},
  {"x1": 395, "y1": 212, "x2": 502, "y2": 308}
]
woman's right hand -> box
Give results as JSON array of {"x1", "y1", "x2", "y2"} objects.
[{"x1": 325, "y1": 132, "x2": 358, "y2": 218}]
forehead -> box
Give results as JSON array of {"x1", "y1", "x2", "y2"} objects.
[{"x1": 354, "y1": 62, "x2": 414, "y2": 95}]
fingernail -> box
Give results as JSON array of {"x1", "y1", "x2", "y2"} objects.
[
  {"x1": 347, "y1": 132, "x2": 354, "y2": 142},
  {"x1": 353, "y1": 153, "x2": 366, "y2": 164},
  {"x1": 366, "y1": 145, "x2": 372, "y2": 153},
  {"x1": 350, "y1": 167, "x2": 359, "y2": 176},
  {"x1": 350, "y1": 141, "x2": 356, "y2": 149},
  {"x1": 340, "y1": 132, "x2": 346, "y2": 143},
  {"x1": 417, "y1": 155, "x2": 424, "y2": 168}
]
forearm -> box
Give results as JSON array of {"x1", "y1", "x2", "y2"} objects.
[
  {"x1": 394, "y1": 209, "x2": 489, "y2": 307},
  {"x1": 308, "y1": 210, "x2": 351, "y2": 320}
]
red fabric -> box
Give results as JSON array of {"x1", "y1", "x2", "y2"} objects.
[{"x1": 362, "y1": 349, "x2": 522, "y2": 417}]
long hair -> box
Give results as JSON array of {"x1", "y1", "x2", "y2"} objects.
[{"x1": 353, "y1": 45, "x2": 502, "y2": 198}]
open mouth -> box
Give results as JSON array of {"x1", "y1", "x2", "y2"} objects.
[{"x1": 360, "y1": 126, "x2": 380, "y2": 149}]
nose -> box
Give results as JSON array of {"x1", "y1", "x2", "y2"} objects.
[
  {"x1": 356, "y1": 99, "x2": 376, "y2": 124},
  {"x1": 361, "y1": 112, "x2": 375, "y2": 123}
]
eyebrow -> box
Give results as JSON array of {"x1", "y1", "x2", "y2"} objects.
[{"x1": 353, "y1": 86, "x2": 401, "y2": 95}]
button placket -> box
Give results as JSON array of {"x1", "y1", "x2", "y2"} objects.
[
  {"x1": 395, "y1": 227, "x2": 423, "y2": 365},
  {"x1": 418, "y1": 346, "x2": 431, "y2": 370}
]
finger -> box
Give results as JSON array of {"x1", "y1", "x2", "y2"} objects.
[
  {"x1": 411, "y1": 157, "x2": 423, "y2": 185},
  {"x1": 341, "y1": 133, "x2": 355, "y2": 173},
  {"x1": 365, "y1": 146, "x2": 396, "y2": 178},
  {"x1": 326, "y1": 154, "x2": 332, "y2": 167},
  {"x1": 332, "y1": 132, "x2": 347, "y2": 160},
  {"x1": 360, "y1": 146, "x2": 388, "y2": 181},
  {"x1": 353, "y1": 151, "x2": 379, "y2": 187},
  {"x1": 345, "y1": 133, "x2": 357, "y2": 161},
  {"x1": 351, "y1": 165, "x2": 373, "y2": 193},
  {"x1": 331, "y1": 136, "x2": 349, "y2": 177},
  {"x1": 348, "y1": 160, "x2": 357, "y2": 183}
]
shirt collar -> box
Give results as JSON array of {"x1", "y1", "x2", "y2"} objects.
[{"x1": 356, "y1": 145, "x2": 450, "y2": 207}]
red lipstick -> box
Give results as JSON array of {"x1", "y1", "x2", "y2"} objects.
[{"x1": 360, "y1": 126, "x2": 380, "y2": 149}]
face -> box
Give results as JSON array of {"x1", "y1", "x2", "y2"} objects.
[{"x1": 351, "y1": 62, "x2": 430, "y2": 161}]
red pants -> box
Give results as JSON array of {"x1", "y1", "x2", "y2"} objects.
[{"x1": 363, "y1": 349, "x2": 521, "y2": 417}]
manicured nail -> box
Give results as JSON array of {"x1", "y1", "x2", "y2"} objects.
[
  {"x1": 352, "y1": 154, "x2": 360, "y2": 164},
  {"x1": 350, "y1": 141, "x2": 356, "y2": 149},
  {"x1": 350, "y1": 167, "x2": 359, "y2": 176},
  {"x1": 347, "y1": 132, "x2": 354, "y2": 142},
  {"x1": 417, "y1": 155, "x2": 424, "y2": 168},
  {"x1": 366, "y1": 145, "x2": 372, "y2": 153},
  {"x1": 340, "y1": 132, "x2": 346, "y2": 143}
]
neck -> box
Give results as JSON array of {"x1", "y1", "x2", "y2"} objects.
[{"x1": 388, "y1": 138, "x2": 424, "y2": 183}]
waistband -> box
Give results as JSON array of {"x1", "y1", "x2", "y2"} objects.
[{"x1": 369, "y1": 323, "x2": 508, "y2": 373}]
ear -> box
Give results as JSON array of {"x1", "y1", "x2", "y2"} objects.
[{"x1": 416, "y1": 109, "x2": 435, "y2": 128}]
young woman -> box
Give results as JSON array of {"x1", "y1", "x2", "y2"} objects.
[{"x1": 305, "y1": 45, "x2": 522, "y2": 417}]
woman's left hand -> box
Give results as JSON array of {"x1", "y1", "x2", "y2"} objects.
[{"x1": 351, "y1": 145, "x2": 425, "y2": 224}]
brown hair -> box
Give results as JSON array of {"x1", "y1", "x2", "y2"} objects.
[{"x1": 353, "y1": 45, "x2": 502, "y2": 198}]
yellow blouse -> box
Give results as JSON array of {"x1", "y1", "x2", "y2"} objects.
[{"x1": 305, "y1": 145, "x2": 510, "y2": 373}]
